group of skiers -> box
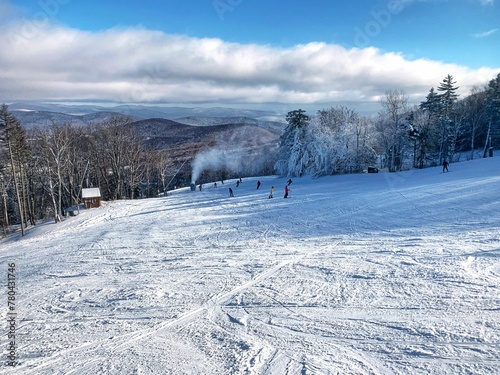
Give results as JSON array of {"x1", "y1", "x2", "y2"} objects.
[
  {"x1": 199, "y1": 159, "x2": 452, "y2": 197},
  {"x1": 233, "y1": 178, "x2": 292, "y2": 199},
  {"x1": 204, "y1": 177, "x2": 293, "y2": 199}
]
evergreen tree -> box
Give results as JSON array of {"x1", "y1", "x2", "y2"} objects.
[
  {"x1": 437, "y1": 74, "x2": 459, "y2": 163},
  {"x1": 285, "y1": 109, "x2": 310, "y2": 129},
  {"x1": 413, "y1": 88, "x2": 442, "y2": 168},
  {"x1": 0, "y1": 105, "x2": 32, "y2": 235},
  {"x1": 420, "y1": 87, "x2": 442, "y2": 115},
  {"x1": 275, "y1": 109, "x2": 311, "y2": 177}
]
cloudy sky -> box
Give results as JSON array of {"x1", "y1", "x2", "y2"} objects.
[{"x1": 0, "y1": 0, "x2": 499, "y2": 113}]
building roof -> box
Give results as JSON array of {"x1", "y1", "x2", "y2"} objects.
[{"x1": 82, "y1": 188, "x2": 101, "y2": 198}]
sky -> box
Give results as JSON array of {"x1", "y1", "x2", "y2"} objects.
[{"x1": 0, "y1": 0, "x2": 499, "y2": 113}]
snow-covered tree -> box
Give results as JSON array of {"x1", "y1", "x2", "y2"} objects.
[
  {"x1": 316, "y1": 106, "x2": 375, "y2": 174},
  {"x1": 376, "y1": 90, "x2": 411, "y2": 172},
  {"x1": 413, "y1": 87, "x2": 444, "y2": 167},
  {"x1": 275, "y1": 107, "x2": 375, "y2": 177},
  {"x1": 274, "y1": 109, "x2": 312, "y2": 177},
  {"x1": 484, "y1": 73, "x2": 500, "y2": 157},
  {"x1": 437, "y1": 74, "x2": 460, "y2": 163},
  {"x1": 455, "y1": 87, "x2": 489, "y2": 160}
]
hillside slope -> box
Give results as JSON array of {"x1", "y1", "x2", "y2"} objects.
[
  {"x1": 130, "y1": 118, "x2": 280, "y2": 183},
  {"x1": 1, "y1": 156, "x2": 499, "y2": 374}
]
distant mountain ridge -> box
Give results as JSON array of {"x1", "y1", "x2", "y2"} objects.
[
  {"x1": 9, "y1": 102, "x2": 286, "y2": 131},
  {"x1": 8, "y1": 102, "x2": 285, "y2": 123},
  {"x1": 11, "y1": 110, "x2": 130, "y2": 129},
  {"x1": 176, "y1": 116, "x2": 285, "y2": 132},
  {"x1": 129, "y1": 118, "x2": 281, "y2": 164}
]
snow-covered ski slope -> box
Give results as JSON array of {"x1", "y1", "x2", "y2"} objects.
[{"x1": 1, "y1": 157, "x2": 499, "y2": 375}]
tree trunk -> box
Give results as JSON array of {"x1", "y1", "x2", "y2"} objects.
[
  {"x1": 483, "y1": 119, "x2": 492, "y2": 158},
  {"x1": 7, "y1": 139, "x2": 25, "y2": 236}
]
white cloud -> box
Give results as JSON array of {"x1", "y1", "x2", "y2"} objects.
[
  {"x1": 473, "y1": 29, "x2": 498, "y2": 38},
  {"x1": 0, "y1": 23, "x2": 498, "y2": 110}
]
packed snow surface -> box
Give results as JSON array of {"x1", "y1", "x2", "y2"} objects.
[{"x1": 1, "y1": 157, "x2": 499, "y2": 374}]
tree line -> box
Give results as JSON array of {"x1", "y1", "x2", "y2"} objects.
[
  {"x1": 276, "y1": 73, "x2": 500, "y2": 177},
  {"x1": 0, "y1": 110, "x2": 175, "y2": 236}
]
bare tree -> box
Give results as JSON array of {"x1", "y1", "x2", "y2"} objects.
[
  {"x1": 377, "y1": 91, "x2": 410, "y2": 172},
  {"x1": 484, "y1": 73, "x2": 500, "y2": 157},
  {"x1": 123, "y1": 131, "x2": 145, "y2": 199},
  {"x1": 93, "y1": 115, "x2": 145, "y2": 200},
  {"x1": 31, "y1": 124, "x2": 74, "y2": 223}
]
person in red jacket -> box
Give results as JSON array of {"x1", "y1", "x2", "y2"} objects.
[{"x1": 284, "y1": 185, "x2": 290, "y2": 198}]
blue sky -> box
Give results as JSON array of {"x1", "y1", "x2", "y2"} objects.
[{"x1": 1, "y1": 0, "x2": 499, "y2": 112}]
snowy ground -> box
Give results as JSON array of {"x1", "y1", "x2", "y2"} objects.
[{"x1": 1, "y1": 157, "x2": 499, "y2": 374}]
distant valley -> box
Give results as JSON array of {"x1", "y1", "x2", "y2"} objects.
[{"x1": 10, "y1": 103, "x2": 286, "y2": 184}]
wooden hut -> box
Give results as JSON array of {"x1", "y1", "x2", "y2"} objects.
[{"x1": 82, "y1": 188, "x2": 101, "y2": 209}]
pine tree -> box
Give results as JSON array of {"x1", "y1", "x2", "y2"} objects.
[
  {"x1": 275, "y1": 109, "x2": 311, "y2": 177},
  {"x1": 420, "y1": 87, "x2": 442, "y2": 115},
  {"x1": 0, "y1": 105, "x2": 32, "y2": 235},
  {"x1": 437, "y1": 74, "x2": 459, "y2": 163},
  {"x1": 413, "y1": 88, "x2": 442, "y2": 168},
  {"x1": 285, "y1": 109, "x2": 310, "y2": 129}
]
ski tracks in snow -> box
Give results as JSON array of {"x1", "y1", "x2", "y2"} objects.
[
  {"x1": 16, "y1": 221, "x2": 343, "y2": 374},
  {"x1": 4, "y1": 168, "x2": 500, "y2": 374}
]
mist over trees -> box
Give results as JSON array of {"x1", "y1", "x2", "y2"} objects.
[{"x1": 1, "y1": 73, "x2": 499, "y2": 235}]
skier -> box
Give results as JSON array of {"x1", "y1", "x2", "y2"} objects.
[
  {"x1": 287, "y1": 179, "x2": 293, "y2": 186},
  {"x1": 256, "y1": 180, "x2": 261, "y2": 190},
  {"x1": 214, "y1": 182, "x2": 218, "y2": 188},
  {"x1": 229, "y1": 187, "x2": 234, "y2": 197},
  {"x1": 442, "y1": 160, "x2": 449, "y2": 173},
  {"x1": 269, "y1": 186, "x2": 275, "y2": 199},
  {"x1": 198, "y1": 183, "x2": 202, "y2": 191},
  {"x1": 284, "y1": 185, "x2": 290, "y2": 198},
  {"x1": 236, "y1": 180, "x2": 240, "y2": 187}
]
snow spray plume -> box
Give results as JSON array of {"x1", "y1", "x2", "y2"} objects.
[
  {"x1": 191, "y1": 148, "x2": 243, "y2": 184},
  {"x1": 191, "y1": 126, "x2": 278, "y2": 184}
]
